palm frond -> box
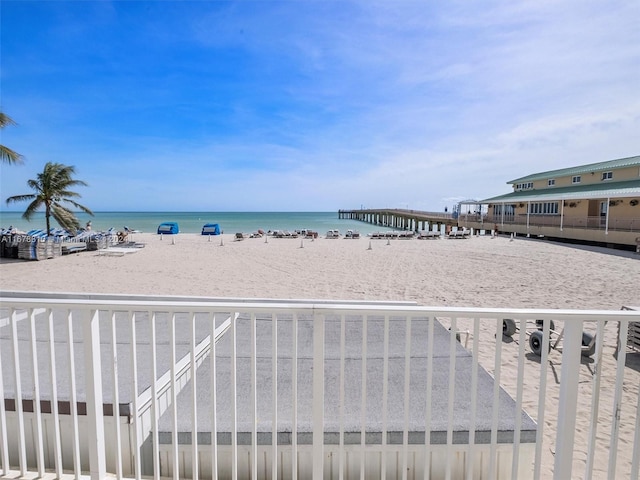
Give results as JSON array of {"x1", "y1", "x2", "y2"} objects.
[
  {"x1": 0, "y1": 112, "x2": 17, "y2": 128},
  {"x1": 26, "y1": 179, "x2": 41, "y2": 191},
  {"x1": 64, "y1": 199, "x2": 94, "y2": 215},
  {"x1": 57, "y1": 189, "x2": 81, "y2": 198},
  {"x1": 0, "y1": 145, "x2": 24, "y2": 165},
  {"x1": 51, "y1": 205, "x2": 80, "y2": 233},
  {"x1": 6, "y1": 194, "x2": 36, "y2": 205},
  {"x1": 23, "y1": 200, "x2": 43, "y2": 220}
]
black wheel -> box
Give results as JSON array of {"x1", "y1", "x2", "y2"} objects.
[
  {"x1": 581, "y1": 332, "x2": 596, "y2": 357},
  {"x1": 529, "y1": 330, "x2": 549, "y2": 356},
  {"x1": 449, "y1": 327, "x2": 461, "y2": 343},
  {"x1": 503, "y1": 319, "x2": 517, "y2": 337},
  {"x1": 535, "y1": 319, "x2": 556, "y2": 332}
]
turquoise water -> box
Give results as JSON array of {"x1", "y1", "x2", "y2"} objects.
[{"x1": 0, "y1": 211, "x2": 394, "y2": 235}]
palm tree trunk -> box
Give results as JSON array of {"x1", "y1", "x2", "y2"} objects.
[{"x1": 45, "y1": 204, "x2": 51, "y2": 237}]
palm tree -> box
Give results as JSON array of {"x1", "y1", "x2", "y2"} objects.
[
  {"x1": 0, "y1": 112, "x2": 24, "y2": 164},
  {"x1": 6, "y1": 162, "x2": 93, "y2": 235}
]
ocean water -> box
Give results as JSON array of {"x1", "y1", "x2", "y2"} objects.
[{"x1": 0, "y1": 211, "x2": 394, "y2": 235}]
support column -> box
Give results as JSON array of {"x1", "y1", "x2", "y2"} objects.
[
  {"x1": 554, "y1": 320, "x2": 583, "y2": 479},
  {"x1": 82, "y1": 309, "x2": 107, "y2": 480}
]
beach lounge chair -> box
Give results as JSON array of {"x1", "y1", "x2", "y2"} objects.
[
  {"x1": 448, "y1": 228, "x2": 470, "y2": 239},
  {"x1": 417, "y1": 230, "x2": 440, "y2": 239}
]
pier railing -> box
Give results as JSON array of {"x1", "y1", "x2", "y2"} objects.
[{"x1": 1, "y1": 292, "x2": 639, "y2": 480}]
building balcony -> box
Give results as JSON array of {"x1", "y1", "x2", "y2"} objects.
[{"x1": 1, "y1": 292, "x2": 639, "y2": 479}]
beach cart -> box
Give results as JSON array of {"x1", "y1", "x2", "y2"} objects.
[{"x1": 502, "y1": 318, "x2": 596, "y2": 358}]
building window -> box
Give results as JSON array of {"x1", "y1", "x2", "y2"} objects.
[
  {"x1": 572, "y1": 176, "x2": 581, "y2": 184},
  {"x1": 493, "y1": 204, "x2": 515, "y2": 216},
  {"x1": 528, "y1": 202, "x2": 559, "y2": 215},
  {"x1": 515, "y1": 182, "x2": 533, "y2": 191},
  {"x1": 548, "y1": 179, "x2": 555, "y2": 186},
  {"x1": 601, "y1": 171, "x2": 613, "y2": 181}
]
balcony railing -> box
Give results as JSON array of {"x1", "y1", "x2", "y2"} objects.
[
  {"x1": 0, "y1": 292, "x2": 639, "y2": 480},
  {"x1": 459, "y1": 214, "x2": 640, "y2": 232}
]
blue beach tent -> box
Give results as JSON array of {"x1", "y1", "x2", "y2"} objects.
[
  {"x1": 201, "y1": 223, "x2": 221, "y2": 235},
  {"x1": 157, "y1": 222, "x2": 179, "y2": 234}
]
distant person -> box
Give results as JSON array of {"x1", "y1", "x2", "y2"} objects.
[
  {"x1": 494, "y1": 223, "x2": 499, "y2": 236},
  {"x1": 86, "y1": 221, "x2": 92, "y2": 231}
]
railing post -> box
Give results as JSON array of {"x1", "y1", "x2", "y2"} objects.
[
  {"x1": 312, "y1": 310, "x2": 325, "y2": 479},
  {"x1": 553, "y1": 319, "x2": 583, "y2": 480},
  {"x1": 82, "y1": 308, "x2": 107, "y2": 480}
]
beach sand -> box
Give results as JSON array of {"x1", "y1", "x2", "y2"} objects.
[{"x1": 1, "y1": 232, "x2": 639, "y2": 478}]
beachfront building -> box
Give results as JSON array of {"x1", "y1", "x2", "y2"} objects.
[{"x1": 457, "y1": 155, "x2": 640, "y2": 248}]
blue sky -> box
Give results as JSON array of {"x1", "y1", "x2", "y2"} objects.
[{"x1": 1, "y1": 1, "x2": 639, "y2": 212}]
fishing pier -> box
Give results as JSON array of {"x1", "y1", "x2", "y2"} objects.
[{"x1": 338, "y1": 208, "x2": 458, "y2": 231}]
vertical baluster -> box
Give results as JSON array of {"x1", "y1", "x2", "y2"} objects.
[
  {"x1": 584, "y1": 319, "x2": 605, "y2": 480},
  {"x1": 554, "y1": 319, "x2": 583, "y2": 480},
  {"x1": 272, "y1": 313, "x2": 278, "y2": 480},
  {"x1": 423, "y1": 315, "x2": 434, "y2": 479},
  {"x1": 130, "y1": 311, "x2": 141, "y2": 480},
  {"x1": 607, "y1": 320, "x2": 628, "y2": 479},
  {"x1": 210, "y1": 313, "x2": 218, "y2": 480},
  {"x1": 9, "y1": 309, "x2": 26, "y2": 475},
  {"x1": 312, "y1": 311, "x2": 325, "y2": 479},
  {"x1": 445, "y1": 316, "x2": 457, "y2": 480},
  {"x1": 0, "y1": 312, "x2": 10, "y2": 475},
  {"x1": 250, "y1": 313, "x2": 257, "y2": 480},
  {"x1": 489, "y1": 318, "x2": 503, "y2": 480},
  {"x1": 534, "y1": 318, "x2": 551, "y2": 480},
  {"x1": 360, "y1": 315, "x2": 368, "y2": 480},
  {"x1": 111, "y1": 311, "x2": 124, "y2": 479},
  {"x1": 170, "y1": 312, "x2": 179, "y2": 480},
  {"x1": 466, "y1": 318, "x2": 480, "y2": 480},
  {"x1": 402, "y1": 317, "x2": 412, "y2": 480},
  {"x1": 381, "y1": 315, "x2": 390, "y2": 480},
  {"x1": 189, "y1": 312, "x2": 198, "y2": 480},
  {"x1": 630, "y1": 374, "x2": 640, "y2": 479},
  {"x1": 292, "y1": 313, "x2": 299, "y2": 480},
  {"x1": 338, "y1": 315, "x2": 345, "y2": 480},
  {"x1": 67, "y1": 310, "x2": 81, "y2": 479},
  {"x1": 230, "y1": 313, "x2": 238, "y2": 480},
  {"x1": 510, "y1": 317, "x2": 527, "y2": 479},
  {"x1": 83, "y1": 308, "x2": 106, "y2": 480},
  {"x1": 28, "y1": 308, "x2": 45, "y2": 477},
  {"x1": 46, "y1": 308, "x2": 62, "y2": 479},
  {"x1": 150, "y1": 311, "x2": 160, "y2": 479}
]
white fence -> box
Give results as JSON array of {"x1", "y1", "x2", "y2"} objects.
[{"x1": 0, "y1": 292, "x2": 639, "y2": 480}]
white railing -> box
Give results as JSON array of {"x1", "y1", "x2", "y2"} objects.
[{"x1": 0, "y1": 292, "x2": 639, "y2": 480}]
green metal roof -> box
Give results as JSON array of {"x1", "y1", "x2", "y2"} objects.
[
  {"x1": 508, "y1": 155, "x2": 640, "y2": 184},
  {"x1": 481, "y1": 178, "x2": 640, "y2": 203}
]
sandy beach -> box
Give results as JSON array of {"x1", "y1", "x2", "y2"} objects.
[{"x1": 1, "y1": 232, "x2": 639, "y2": 478}]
